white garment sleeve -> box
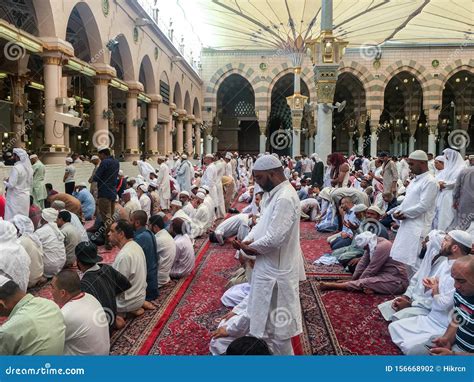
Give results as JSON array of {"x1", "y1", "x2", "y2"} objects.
[
  {"x1": 401, "y1": 181, "x2": 438, "y2": 219},
  {"x1": 5, "y1": 167, "x2": 18, "y2": 189}
]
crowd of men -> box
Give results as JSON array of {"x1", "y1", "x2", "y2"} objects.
[{"x1": 0, "y1": 145, "x2": 473, "y2": 356}]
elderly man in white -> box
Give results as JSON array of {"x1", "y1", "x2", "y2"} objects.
[
  {"x1": 390, "y1": 150, "x2": 438, "y2": 274},
  {"x1": 156, "y1": 156, "x2": 171, "y2": 210},
  {"x1": 232, "y1": 154, "x2": 305, "y2": 355},
  {"x1": 200, "y1": 154, "x2": 218, "y2": 217},
  {"x1": 3, "y1": 148, "x2": 33, "y2": 220},
  {"x1": 35, "y1": 208, "x2": 66, "y2": 278}
]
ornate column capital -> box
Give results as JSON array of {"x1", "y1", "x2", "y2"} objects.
[
  {"x1": 258, "y1": 121, "x2": 267, "y2": 135},
  {"x1": 149, "y1": 94, "x2": 162, "y2": 106},
  {"x1": 313, "y1": 63, "x2": 340, "y2": 103},
  {"x1": 177, "y1": 109, "x2": 187, "y2": 120}
]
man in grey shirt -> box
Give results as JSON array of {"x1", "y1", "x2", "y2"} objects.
[{"x1": 57, "y1": 211, "x2": 80, "y2": 267}]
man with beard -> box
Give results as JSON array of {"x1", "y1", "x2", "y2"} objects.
[{"x1": 232, "y1": 154, "x2": 305, "y2": 355}]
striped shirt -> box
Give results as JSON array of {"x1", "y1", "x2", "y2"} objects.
[{"x1": 453, "y1": 291, "x2": 474, "y2": 353}]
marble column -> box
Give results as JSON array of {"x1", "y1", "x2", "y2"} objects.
[
  {"x1": 358, "y1": 136, "x2": 364, "y2": 155},
  {"x1": 11, "y1": 75, "x2": 28, "y2": 149},
  {"x1": 147, "y1": 95, "x2": 161, "y2": 159},
  {"x1": 427, "y1": 109, "x2": 440, "y2": 155},
  {"x1": 369, "y1": 110, "x2": 381, "y2": 158},
  {"x1": 93, "y1": 76, "x2": 111, "y2": 150},
  {"x1": 41, "y1": 54, "x2": 68, "y2": 164},
  {"x1": 194, "y1": 123, "x2": 202, "y2": 157},
  {"x1": 204, "y1": 125, "x2": 213, "y2": 154},
  {"x1": 212, "y1": 136, "x2": 219, "y2": 153},
  {"x1": 184, "y1": 115, "x2": 194, "y2": 155},
  {"x1": 124, "y1": 88, "x2": 140, "y2": 161},
  {"x1": 316, "y1": 103, "x2": 334, "y2": 160},
  {"x1": 428, "y1": 126, "x2": 437, "y2": 155},
  {"x1": 167, "y1": 103, "x2": 176, "y2": 154},
  {"x1": 176, "y1": 109, "x2": 186, "y2": 153},
  {"x1": 348, "y1": 132, "x2": 354, "y2": 156},
  {"x1": 259, "y1": 121, "x2": 267, "y2": 154},
  {"x1": 308, "y1": 134, "x2": 315, "y2": 155}
]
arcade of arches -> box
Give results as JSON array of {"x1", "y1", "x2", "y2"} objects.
[{"x1": 0, "y1": 0, "x2": 473, "y2": 164}]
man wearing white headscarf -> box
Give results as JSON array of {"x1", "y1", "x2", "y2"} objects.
[
  {"x1": 35, "y1": 208, "x2": 66, "y2": 278},
  {"x1": 156, "y1": 156, "x2": 171, "y2": 210},
  {"x1": 3, "y1": 148, "x2": 33, "y2": 220},
  {"x1": 232, "y1": 154, "x2": 305, "y2": 355},
  {"x1": 176, "y1": 154, "x2": 193, "y2": 193},
  {"x1": 320, "y1": 233, "x2": 408, "y2": 295},
  {"x1": 378, "y1": 230, "x2": 446, "y2": 321},
  {"x1": 0, "y1": 220, "x2": 31, "y2": 292},
  {"x1": 11, "y1": 214, "x2": 45, "y2": 288},
  {"x1": 432, "y1": 149, "x2": 466, "y2": 231},
  {"x1": 29, "y1": 154, "x2": 47, "y2": 209},
  {"x1": 122, "y1": 188, "x2": 141, "y2": 219}
]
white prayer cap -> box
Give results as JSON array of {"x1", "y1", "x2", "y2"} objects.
[
  {"x1": 353, "y1": 204, "x2": 368, "y2": 213},
  {"x1": 158, "y1": 155, "x2": 166, "y2": 160},
  {"x1": 91, "y1": 155, "x2": 99, "y2": 161},
  {"x1": 448, "y1": 230, "x2": 473, "y2": 249},
  {"x1": 195, "y1": 192, "x2": 206, "y2": 200},
  {"x1": 181, "y1": 154, "x2": 188, "y2": 159},
  {"x1": 201, "y1": 185, "x2": 210, "y2": 192},
  {"x1": 138, "y1": 184, "x2": 148, "y2": 192},
  {"x1": 29, "y1": 154, "x2": 38, "y2": 160},
  {"x1": 149, "y1": 180, "x2": 158, "y2": 188},
  {"x1": 205, "y1": 154, "x2": 214, "y2": 159},
  {"x1": 51, "y1": 200, "x2": 66, "y2": 210},
  {"x1": 77, "y1": 182, "x2": 88, "y2": 188},
  {"x1": 65, "y1": 157, "x2": 73, "y2": 163},
  {"x1": 197, "y1": 187, "x2": 206, "y2": 194},
  {"x1": 0, "y1": 275, "x2": 11, "y2": 287},
  {"x1": 179, "y1": 191, "x2": 190, "y2": 197},
  {"x1": 123, "y1": 188, "x2": 134, "y2": 195},
  {"x1": 253, "y1": 154, "x2": 283, "y2": 171},
  {"x1": 367, "y1": 205, "x2": 384, "y2": 216},
  {"x1": 5, "y1": 152, "x2": 12, "y2": 157},
  {"x1": 171, "y1": 200, "x2": 182, "y2": 207},
  {"x1": 118, "y1": 170, "x2": 124, "y2": 176},
  {"x1": 225, "y1": 152, "x2": 232, "y2": 159},
  {"x1": 42, "y1": 208, "x2": 58, "y2": 223},
  {"x1": 319, "y1": 187, "x2": 333, "y2": 201},
  {"x1": 435, "y1": 155, "x2": 445, "y2": 162},
  {"x1": 408, "y1": 150, "x2": 428, "y2": 161}
]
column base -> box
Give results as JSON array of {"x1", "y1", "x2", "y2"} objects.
[
  {"x1": 39, "y1": 145, "x2": 70, "y2": 164},
  {"x1": 123, "y1": 149, "x2": 141, "y2": 162}
]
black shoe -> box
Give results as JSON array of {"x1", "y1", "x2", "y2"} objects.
[{"x1": 228, "y1": 208, "x2": 239, "y2": 214}]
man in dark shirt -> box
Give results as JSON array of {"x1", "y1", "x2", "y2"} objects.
[
  {"x1": 131, "y1": 210, "x2": 159, "y2": 301},
  {"x1": 75, "y1": 241, "x2": 131, "y2": 330},
  {"x1": 93, "y1": 147, "x2": 120, "y2": 249}
]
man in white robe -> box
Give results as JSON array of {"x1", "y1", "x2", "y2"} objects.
[
  {"x1": 388, "y1": 230, "x2": 472, "y2": 354},
  {"x1": 0, "y1": 220, "x2": 31, "y2": 292},
  {"x1": 176, "y1": 154, "x2": 193, "y2": 193},
  {"x1": 378, "y1": 230, "x2": 446, "y2": 321},
  {"x1": 390, "y1": 150, "x2": 438, "y2": 273},
  {"x1": 134, "y1": 159, "x2": 156, "y2": 182},
  {"x1": 136, "y1": 184, "x2": 152, "y2": 218},
  {"x1": 201, "y1": 154, "x2": 219, "y2": 217},
  {"x1": 149, "y1": 215, "x2": 176, "y2": 287},
  {"x1": 11, "y1": 215, "x2": 44, "y2": 288},
  {"x1": 29, "y1": 155, "x2": 47, "y2": 209},
  {"x1": 156, "y1": 156, "x2": 171, "y2": 210},
  {"x1": 50, "y1": 201, "x2": 88, "y2": 243},
  {"x1": 232, "y1": 155, "x2": 305, "y2": 355},
  {"x1": 35, "y1": 208, "x2": 66, "y2": 278},
  {"x1": 109, "y1": 220, "x2": 150, "y2": 316},
  {"x1": 179, "y1": 191, "x2": 195, "y2": 218},
  {"x1": 214, "y1": 156, "x2": 227, "y2": 218},
  {"x1": 191, "y1": 192, "x2": 211, "y2": 238},
  {"x1": 3, "y1": 148, "x2": 33, "y2": 220}
]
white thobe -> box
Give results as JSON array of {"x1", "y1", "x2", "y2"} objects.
[
  {"x1": 157, "y1": 163, "x2": 171, "y2": 209},
  {"x1": 139, "y1": 194, "x2": 152, "y2": 217},
  {"x1": 176, "y1": 160, "x2": 193, "y2": 193},
  {"x1": 124, "y1": 199, "x2": 141, "y2": 219},
  {"x1": 35, "y1": 223, "x2": 66, "y2": 278},
  {"x1": 390, "y1": 172, "x2": 438, "y2": 268},
  {"x1": 221, "y1": 282, "x2": 251, "y2": 308},
  {"x1": 170, "y1": 234, "x2": 195, "y2": 278},
  {"x1": 399, "y1": 159, "x2": 410, "y2": 182},
  {"x1": 155, "y1": 229, "x2": 177, "y2": 287},
  {"x1": 245, "y1": 180, "x2": 305, "y2": 345},
  {"x1": 4, "y1": 162, "x2": 32, "y2": 220},
  {"x1": 214, "y1": 160, "x2": 226, "y2": 219},
  {"x1": 300, "y1": 198, "x2": 320, "y2": 221},
  {"x1": 201, "y1": 163, "x2": 218, "y2": 210},
  {"x1": 388, "y1": 260, "x2": 455, "y2": 355},
  {"x1": 31, "y1": 161, "x2": 47, "y2": 208},
  {"x1": 192, "y1": 204, "x2": 211, "y2": 238},
  {"x1": 113, "y1": 241, "x2": 147, "y2": 313},
  {"x1": 0, "y1": 240, "x2": 31, "y2": 292},
  {"x1": 67, "y1": 211, "x2": 88, "y2": 243},
  {"x1": 61, "y1": 293, "x2": 110, "y2": 355},
  {"x1": 215, "y1": 213, "x2": 251, "y2": 241},
  {"x1": 137, "y1": 160, "x2": 155, "y2": 181},
  {"x1": 18, "y1": 235, "x2": 44, "y2": 287},
  {"x1": 182, "y1": 202, "x2": 195, "y2": 218}
]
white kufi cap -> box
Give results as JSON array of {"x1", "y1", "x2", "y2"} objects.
[
  {"x1": 253, "y1": 154, "x2": 283, "y2": 171},
  {"x1": 408, "y1": 150, "x2": 428, "y2": 161}
]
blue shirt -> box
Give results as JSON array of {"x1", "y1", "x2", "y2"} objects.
[
  {"x1": 134, "y1": 227, "x2": 158, "y2": 300},
  {"x1": 93, "y1": 156, "x2": 119, "y2": 200},
  {"x1": 342, "y1": 208, "x2": 359, "y2": 238},
  {"x1": 73, "y1": 188, "x2": 95, "y2": 219}
]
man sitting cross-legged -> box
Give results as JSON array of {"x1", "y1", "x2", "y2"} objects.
[
  {"x1": 149, "y1": 215, "x2": 176, "y2": 288},
  {"x1": 319, "y1": 232, "x2": 408, "y2": 295},
  {"x1": 51, "y1": 270, "x2": 110, "y2": 355},
  {"x1": 76, "y1": 242, "x2": 131, "y2": 330},
  {"x1": 108, "y1": 220, "x2": 153, "y2": 318},
  {"x1": 169, "y1": 218, "x2": 195, "y2": 279}
]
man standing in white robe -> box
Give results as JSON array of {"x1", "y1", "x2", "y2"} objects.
[
  {"x1": 201, "y1": 154, "x2": 219, "y2": 218},
  {"x1": 3, "y1": 148, "x2": 33, "y2": 220},
  {"x1": 390, "y1": 150, "x2": 438, "y2": 273},
  {"x1": 156, "y1": 156, "x2": 171, "y2": 210},
  {"x1": 232, "y1": 155, "x2": 305, "y2": 355},
  {"x1": 176, "y1": 154, "x2": 193, "y2": 193},
  {"x1": 30, "y1": 154, "x2": 47, "y2": 209},
  {"x1": 214, "y1": 157, "x2": 226, "y2": 218}
]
